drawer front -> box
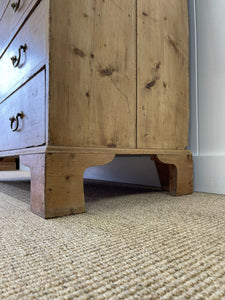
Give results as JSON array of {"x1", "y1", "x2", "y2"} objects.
[
  {"x1": 0, "y1": 70, "x2": 45, "y2": 151},
  {"x1": 0, "y1": 0, "x2": 40, "y2": 57},
  {"x1": 0, "y1": 0, "x2": 9, "y2": 18},
  {"x1": 0, "y1": 0, "x2": 47, "y2": 100}
]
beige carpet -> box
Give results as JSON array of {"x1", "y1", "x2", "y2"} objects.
[{"x1": 0, "y1": 171, "x2": 225, "y2": 299}]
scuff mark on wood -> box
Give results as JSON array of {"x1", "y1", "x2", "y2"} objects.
[
  {"x1": 83, "y1": 13, "x2": 88, "y2": 18},
  {"x1": 142, "y1": 12, "x2": 148, "y2": 16},
  {"x1": 163, "y1": 82, "x2": 167, "y2": 89},
  {"x1": 73, "y1": 47, "x2": 85, "y2": 58}
]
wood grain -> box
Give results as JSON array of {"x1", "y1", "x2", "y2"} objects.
[
  {"x1": 49, "y1": 0, "x2": 136, "y2": 148},
  {"x1": 20, "y1": 154, "x2": 45, "y2": 217},
  {"x1": 137, "y1": 0, "x2": 189, "y2": 149},
  {"x1": 0, "y1": 146, "x2": 192, "y2": 158},
  {"x1": 153, "y1": 158, "x2": 170, "y2": 192},
  {"x1": 21, "y1": 152, "x2": 115, "y2": 218},
  {"x1": 151, "y1": 153, "x2": 193, "y2": 196},
  {"x1": 20, "y1": 150, "x2": 192, "y2": 218}
]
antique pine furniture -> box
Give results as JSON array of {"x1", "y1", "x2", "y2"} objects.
[{"x1": 0, "y1": 0, "x2": 193, "y2": 218}]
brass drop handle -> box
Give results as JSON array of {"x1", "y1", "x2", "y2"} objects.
[
  {"x1": 11, "y1": 44, "x2": 27, "y2": 68},
  {"x1": 9, "y1": 111, "x2": 24, "y2": 132},
  {"x1": 11, "y1": 0, "x2": 21, "y2": 12}
]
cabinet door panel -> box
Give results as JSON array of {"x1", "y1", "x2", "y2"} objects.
[
  {"x1": 49, "y1": 0, "x2": 136, "y2": 148},
  {"x1": 137, "y1": 0, "x2": 189, "y2": 149}
]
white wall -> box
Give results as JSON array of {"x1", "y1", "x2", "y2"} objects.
[{"x1": 189, "y1": 0, "x2": 225, "y2": 194}]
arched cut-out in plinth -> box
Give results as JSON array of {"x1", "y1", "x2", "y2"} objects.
[{"x1": 20, "y1": 153, "x2": 115, "y2": 218}]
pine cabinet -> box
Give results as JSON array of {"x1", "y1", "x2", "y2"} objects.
[{"x1": 0, "y1": 0, "x2": 193, "y2": 218}]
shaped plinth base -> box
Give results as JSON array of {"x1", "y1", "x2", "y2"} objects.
[
  {"x1": 20, "y1": 152, "x2": 115, "y2": 218},
  {"x1": 19, "y1": 149, "x2": 193, "y2": 218},
  {"x1": 151, "y1": 153, "x2": 193, "y2": 196}
]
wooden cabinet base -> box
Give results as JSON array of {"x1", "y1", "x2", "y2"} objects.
[
  {"x1": 151, "y1": 153, "x2": 193, "y2": 196},
  {"x1": 20, "y1": 152, "x2": 115, "y2": 218},
  {"x1": 1, "y1": 148, "x2": 193, "y2": 219},
  {"x1": 0, "y1": 158, "x2": 16, "y2": 171}
]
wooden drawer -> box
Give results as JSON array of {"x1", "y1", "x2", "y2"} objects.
[
  {"x1": 0, "y1": 0, "x2": 47, "y2": 100},
  {"x1": 0, "y1": 70, "x2": 46, "y2": 151},
  {"x1": 0, "y1": 0, "x2": 40, "y2": 57}
]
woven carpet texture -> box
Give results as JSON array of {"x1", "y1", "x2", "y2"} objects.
[{"x1": 0, "y1": 171, "x2": 225, "y2": 299}]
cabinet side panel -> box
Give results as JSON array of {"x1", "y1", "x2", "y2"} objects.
[
  {"x1": 137, "y1": 0, "x2": 189, "y2": 149},
  {"x1": 49, "y1": 0, "x2": 136, "y2": 148}
]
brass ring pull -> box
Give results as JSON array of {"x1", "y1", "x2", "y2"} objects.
[
  {"x1": 11, "y1": 0, "x2": 21, "y2": 12},
  {"x1": 11, "y1": 44, "x2": 27, "y2": 68},
  {"x1": 9, "y1": 111, "x2": 24, "y2": 132}
]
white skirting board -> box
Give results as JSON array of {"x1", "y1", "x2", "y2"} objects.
[{"x1": 193, "y1": 155, "x2": 225, "y2": 195}]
